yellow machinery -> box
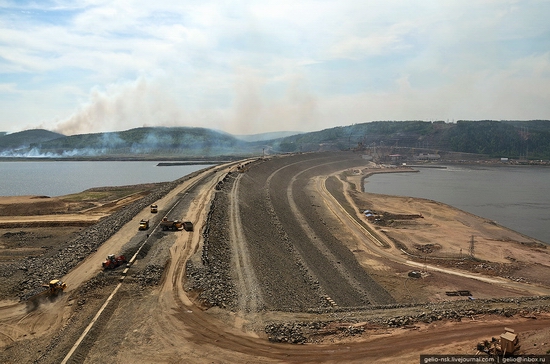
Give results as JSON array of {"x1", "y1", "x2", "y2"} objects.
[
  {"x1": 161, "y1": 217, "x2": 183, "y2": 231},
  {"x1": 42, "y1": 279, "x2": 66, "y2": 295},
  {"x1": 139, "y1": 219, "x2": 149, "y2": 230}
]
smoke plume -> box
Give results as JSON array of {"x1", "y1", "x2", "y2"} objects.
[{"x1": 52, "y1": 77, "x2": 186, "y2": 135}]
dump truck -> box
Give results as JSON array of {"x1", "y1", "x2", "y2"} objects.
[
  {"x1": 161, "y1": 217, "x2": 183, "y2": 231},
  {"x1": 139, "y1": 219, "x2": 149, "y2": 230},
  {"x1": 42, "y1": 279, "x2": 67, "y2": 296},
  {"x1": 150, "y1": 204, "x2": 158, "y2": 213},
  {"x1": 102, "y1": 254, "x2": 127, "y2": 269},
  {"x1": 183, "y1": 221, "x2": 194, "y2": 231}
]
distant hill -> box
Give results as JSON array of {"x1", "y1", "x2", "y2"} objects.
[
  {"x1": 234, "y1": 131, "x2": 303, "y2": 142},
  {"x1": 268, "y1": 120, "x2": 550, "y2": 159},
  {"x1": 1, "y1": 121, "x2": 549, "y2": 160},
  {"x1": 0, "y1": 129, "x2": 64, "y2": 152},
  {"x1": 6, "y1": 127, "x2": 260, "y2": 159}
]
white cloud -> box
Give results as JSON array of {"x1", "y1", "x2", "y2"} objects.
[
  {"x1": 0, "y1": 83, "x2": 19, "y2": 93},
  {"x1": 328, "y1": 30, "x2": 412, "y2": 60},
  {"x1": 0, "y1": 0, "x2": 549, "y2": 134}
]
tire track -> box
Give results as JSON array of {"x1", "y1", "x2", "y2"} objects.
[
  {"x1": 286, "y1": 162, "x2": 387, "y2": 305},
  {"x1": 266, "y1": 154, "x2": 395, "y2": 306},
  {"x1": 230, "y1": 173, "x2": 263, "y2": 314}
]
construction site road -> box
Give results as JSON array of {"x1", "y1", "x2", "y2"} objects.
[{"x1": 1, "y1": 152, "x2": 550, "y2": 364}]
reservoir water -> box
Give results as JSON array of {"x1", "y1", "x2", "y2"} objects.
[
  {"x1": 0, "y1": 161, "x2": 213, "y2": 197},
  {"x1": 364, "y1": 165, "x2": 550, "y2": 244},
  {"x1": 2, "y1": 161, "x2": 548, "y2": 244}
]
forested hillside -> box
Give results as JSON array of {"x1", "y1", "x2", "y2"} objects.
[
  {"x1": 273, "y1": 120, "x2": 550, "y2": 159},
  {"x1": 1, "y1": 121, "x2": 549, "y2": 159}
]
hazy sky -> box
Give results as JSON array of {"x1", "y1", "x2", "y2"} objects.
[{"x1": 1, "y1": 1, "x2": 549, "y2": 135}]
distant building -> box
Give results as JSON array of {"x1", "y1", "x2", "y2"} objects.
[
  {"x1": 416, "y1": 153, "x2": 440, "y2": 160},
  {"x1": 389, "y1": 154, "x2": 402, "y2": 163}
]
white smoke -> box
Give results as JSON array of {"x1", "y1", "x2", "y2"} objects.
[
  {"x1": 51, "y1": 77, "x2": 186, "y2": 135},
  {"x1": 47, "y1": 70, "x2": 318, "y2": 137},
  {"x1": 227, "y1": 68, "x2": 318, "y2": 134},
  {"x1": 0, "y1": 147, "x2": 107, "y2": 158}
]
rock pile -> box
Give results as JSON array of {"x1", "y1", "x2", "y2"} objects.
[
  {"x1": 265, "y1": 321, "x2": 365, "y2": 344},
  {"x1": 133, "y1": 264, "x2": 164, "y2": 287},
  {"x1": 265, "y1": 322, "x2": 311, "y2": 344},
  {"x1": 185, "y1": 173, "x2": 237, "y2": 309},
  {"x1": 265, "y1": 296, "x2": 550, "y2": 344}
]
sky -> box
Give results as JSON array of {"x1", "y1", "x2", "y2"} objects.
[{"x1": 0, "y1": 0, "x2": 549, "y2": 136}]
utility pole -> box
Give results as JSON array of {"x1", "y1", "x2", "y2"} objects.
[
  {"x1": 469, "y1": 235, "x2": 475, "y2": 258},
  {"x1": 526, "y1": 126, "x2": 529, "y2": 160}
]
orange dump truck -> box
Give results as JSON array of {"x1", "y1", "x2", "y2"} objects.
[{"x1": 160, "y1": 217, "x2": 183, "y2": 231}]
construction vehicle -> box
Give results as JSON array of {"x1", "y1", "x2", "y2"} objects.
[
  {"x1": 237, "y1": 164, "x2": 249, "y2": 173},
  {"x1": 42, "y1": 279, "x2": 67, "y2": 296},
  {"x1": 161, "y1": 217, "x2": 183, "y2": 231},
  {"x1": 477, "y1": 327, "x2": 520, "y2": 357},
  {"x1": 183, "y1": 221, "x2": 194, "y2": 231},
  {"x1": 139, "y1": 219, "x2": 149, "y2": 230},
  {"x1": 150, "y1": 204, "x2": 158, "y2": 213},
  {"x1": 102, "y1": 254, "x2": 127, "y2": 269}
]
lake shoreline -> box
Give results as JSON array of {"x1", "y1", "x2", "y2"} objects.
[{"x1": 354, "y1": 164, "x2": 549, "y2": 245}]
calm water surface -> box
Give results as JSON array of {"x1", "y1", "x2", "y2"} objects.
[
  {"x1": 364, "y1": 165, "x2": 550, "y2": 244},
  {"x1": 1, "y1": 161, "x2": 212, "y2": 197}
]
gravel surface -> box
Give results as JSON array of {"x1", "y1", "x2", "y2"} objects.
[
  {"x1": 186, "y1": 152, "x2": 395, "y2": 314},
  {"x1": 274, "y1": 154, "x2": 395, "y2": 306},
  {"x1": 185, "y1": 172, "x2": 238, "y2": 309},
  {"x1": 265, "y1": 296, "x2": 550, "y2": 343}
]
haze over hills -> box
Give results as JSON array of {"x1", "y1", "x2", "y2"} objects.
[
  {"x1": 0, "y1": 120, "x2": 549, "y2": 160},
  {"x1": 0, "y1": 127, "x2": 256, "y2": 159},
  {"x1": 233, "y1": 131, "x2": 303, "y2": 142},
  {"x1": 0, "y1": 129, "x2": 64, "y2": 151}
]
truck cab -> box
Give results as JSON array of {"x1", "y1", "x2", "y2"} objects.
[{"x1": 139, "y1": 219, "x2": 149, "y2": 230}]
